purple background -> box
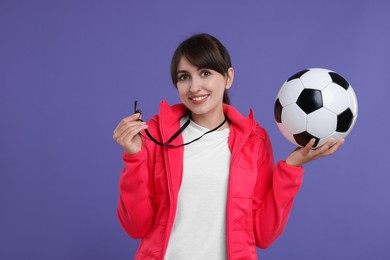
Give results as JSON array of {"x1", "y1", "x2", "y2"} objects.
[{"x1": 1, "y1": 1, "x2": 389, "y2": 259}]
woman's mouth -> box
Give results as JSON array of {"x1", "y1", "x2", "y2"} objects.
[{"x1": 189, "y1": 94, "x2": 209, "y2": 104}]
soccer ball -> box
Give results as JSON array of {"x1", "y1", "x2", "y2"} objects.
[{"x1": 274, "y1": 68, "x2": 358, "y2": 148}]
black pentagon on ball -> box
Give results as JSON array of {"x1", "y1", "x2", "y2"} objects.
[
  {"x1": 293, "y1": 132, "x2": 320, "y2": 147},
  {"x1": 274, "y1": 98, "x2": 283, "y2": 123},
  {"x1": 337, "y1": 108, "x2": 354, "y2": 132},
  {"x1": 296, "y1": 89, "x2": 323, "y2": 114},
  {"x1": 287, "y1": 69, "x2": 309, "y2": 82},
  {"x1": 329, "y1": 72, "x2": 350, "y2": 90}
]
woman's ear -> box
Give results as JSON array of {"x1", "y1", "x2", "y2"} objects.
[{"x1": 225, "y1": 67, "x2": 234, "y2": 89}]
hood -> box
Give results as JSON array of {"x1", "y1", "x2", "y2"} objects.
[{"x1": 157, "y1": 100, "x2": 257, "y2": 142}]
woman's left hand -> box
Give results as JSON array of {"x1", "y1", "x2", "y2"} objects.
[{"x1": 285, "y1": 138, "x2": 345, "y2": 167}]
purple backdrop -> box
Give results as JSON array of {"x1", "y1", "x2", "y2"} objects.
[{"x1": 1, "y1": 0, "x2": 389, "y2": 259}]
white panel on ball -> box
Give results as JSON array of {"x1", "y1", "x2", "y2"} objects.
[
  {"x1": 317, "y1": 132, "x2": 345, "y2": 147},
  {"x1": 277, "y1": 123, "x2": 298, "y2": 146},
  {"x1": 278, "y1": 79, "x2": 304, "y2": 106},
  {"x1": 281, "y1": 104, "x2": 307, "y2": 134},
  {"x1": 300, "y1": 68, "x2": 333, "y2": 90},
  {"x1": 307, "y1": 109, "x2": 337, "y2": 137},
  {"x1": 322, "y1": 83, "x2": 350, "y2": 115},
  {"x1": 347, "y1": 87, "x2": 358, "y2": 115}
]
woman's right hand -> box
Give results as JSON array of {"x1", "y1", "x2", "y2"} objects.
[{"x1": 113, "y1": 113, "x2": 148, "y2": 154}]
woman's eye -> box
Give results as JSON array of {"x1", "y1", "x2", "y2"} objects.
[
  {"x1": 178, "y1": 74, "x2": 189, "y2": 81},
  {"x1": 201, "y1": 71, "x2": 211, "y2": 77}
]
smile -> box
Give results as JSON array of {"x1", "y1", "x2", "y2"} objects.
[{"x1": 190, "y1": 95, "x2": 209, "y2": 101}]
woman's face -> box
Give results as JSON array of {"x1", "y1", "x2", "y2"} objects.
[{"x1": 175, "y1": 56, "x2": 234, "y2": 125}]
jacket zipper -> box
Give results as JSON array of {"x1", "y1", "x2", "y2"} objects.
[
  {"x1": 161, "y1": 141, "x2": 177, "y2": 260},
  {"x1": 226, "y1": 164, "x2": 233, "y2": 260},
  {"x1": 226, "y1": 125, "x2": 252, "y2": 260}
]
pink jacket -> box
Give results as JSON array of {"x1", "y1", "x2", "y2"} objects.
[{"x1": 118, "y1": 101, "x2": 304, "y2": 259}]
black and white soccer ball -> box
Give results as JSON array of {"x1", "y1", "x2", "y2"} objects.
[{"x1": 274, "y1": 68, "x2": 358, "y2": 148}]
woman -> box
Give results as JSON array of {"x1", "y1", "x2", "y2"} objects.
[{"x1": 113, "y1": 33, "x2": 343, "y2": 260}]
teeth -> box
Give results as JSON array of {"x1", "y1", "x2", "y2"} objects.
[{"x1": 192, "y1": 96, "x2": 207, "y2": 101}]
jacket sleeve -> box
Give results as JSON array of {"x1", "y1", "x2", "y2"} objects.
[
  {"x1": 252, "y1": 131, "x2": 304, "y2": 249},
  {"x1": 117, "y1": 146, "x2": 156, "y2": 239}
]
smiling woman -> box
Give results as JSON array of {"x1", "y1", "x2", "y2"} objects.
[
  {"x1": 175, "y1": 56, "x2": 233, "y2": 129},
  {"x1": 112, "y1": 33, "x2": 344, "y2": 260},
  {"x1": 171, "y1": 34, "x2": 232, "y2": 105}
]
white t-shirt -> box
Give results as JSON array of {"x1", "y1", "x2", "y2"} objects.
[{"x1": 164, "y1": 116, "x2": 231, "y2": 260}]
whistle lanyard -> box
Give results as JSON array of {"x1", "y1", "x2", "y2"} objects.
[{"x1": 134, "y1": 100, "x2": 228, "y2": 148}]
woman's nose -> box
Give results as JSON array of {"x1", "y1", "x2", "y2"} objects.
[{"x1": 189, "y1": 76, "x2": 202, "y2": 92}]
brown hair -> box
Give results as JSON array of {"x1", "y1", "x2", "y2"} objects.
[{"x1": 170, "y1": 33, "x2": 232, "y2": 104}]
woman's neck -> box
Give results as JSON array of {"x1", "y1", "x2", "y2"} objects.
[{"x1": 190, "y1": 111, "x2": 228, "y2": 130}]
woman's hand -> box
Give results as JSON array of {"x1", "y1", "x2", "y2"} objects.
[
  {"x1": 113, "y1": 113, "x2": 148, "y2": 154},
  {"x1": 286, "y1": 138, "x2": 345, "y2": 167}
]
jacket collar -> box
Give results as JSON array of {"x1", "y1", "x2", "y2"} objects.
[
  {"x1": 223, "y1": 103, "x2": 255, "y2": 136},
  {"x1": 158, "y1": 100, "x2": 255, "y2": 141}
]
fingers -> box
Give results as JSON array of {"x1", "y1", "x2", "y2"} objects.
[
  {"x1": 285, "y1": 139, "x2": 316, "y2": 167},
  {"x1": 116, "y1": 124, "x2": 147, "y2": 146},
  {"x1": 301, "y1": 138, "x2": 316, "y2": 155},
  {"x1": 287, "y1": 138, "x2": 345, "y2": 167},
  {"x1": 114, "y1": 113, "x2": 142, "y2": 134},
  {"x1": 314, "y1": 139, "x2": 334, "y2": 155},
  {"x1": 313, "y1": 138, "x2": 345, "y2": 158},
  {"x1": 113, "y1": 113, "x2": 146, "y2": 141},
  {"x1": 322, "y1": 138, "x2": 344, "y2": 156},
  {"x1": 113, "y1": 122, "x2": 147, "y2": 142},
  {"x1": 114, "y1": 113, "x2": 142, "y2": 132}
]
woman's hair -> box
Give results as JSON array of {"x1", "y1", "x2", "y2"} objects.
[{"x1": 170, "y1": 33, "x2": 232, "y2": 104}]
